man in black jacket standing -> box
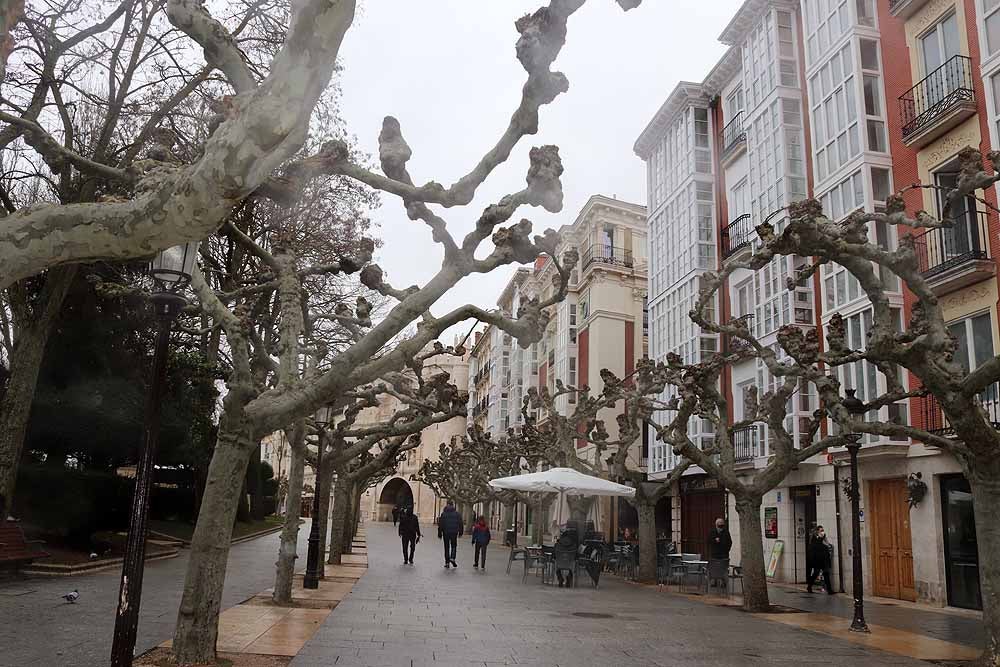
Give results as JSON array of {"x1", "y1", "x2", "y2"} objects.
[
  {"x1": 707, "y1": 517, "x2": 733, "y2": 588},
  {"x1": 437, "y1": 501, "x2": 464, "y2": 568},
  {"x1": 398, "y1": 508, "x2": 421, "y2": 565}
]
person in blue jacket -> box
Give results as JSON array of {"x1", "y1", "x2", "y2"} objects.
[{"x1": 471, "y1": 516, "x2": 492, "y2": 570}]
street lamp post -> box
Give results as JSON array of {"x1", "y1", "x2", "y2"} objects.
[
  {"x1": 303, "y1": 406, "x2": 333, "y2": 589},
  {"x1": 841, "y1": 388, "x2": 870, "y2": 634},
  {"x1": 110, "y1": 243, "x2": 197, "y2": 667}
]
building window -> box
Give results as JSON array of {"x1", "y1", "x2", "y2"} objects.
[
  {"x1": 985, "y1": 0, "x2": 1000, "y2": 59},
  {"x1": 568, "y1": 357, "x2": 577, "y2": 403},
  {"x1": 856, "y1": 0, "x2": 875, "y2": 28},
  {"x1": 948, "y1": 313, "x2": 995, "y2": 373},
  {"x1": 569, "y1": 303, "x2": 578, "y2": 344},
  {"x1": 809, "y1": 41, "x2": 860, "y2": 184}
]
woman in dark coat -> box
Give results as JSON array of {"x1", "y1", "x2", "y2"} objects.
[{"x1": 807, "y1": 525, "x2": 835, "y2": 594}]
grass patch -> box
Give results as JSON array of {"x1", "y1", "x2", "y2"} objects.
[{"x1": 150, "y1": 516, "x2": 283, "y2": 543}]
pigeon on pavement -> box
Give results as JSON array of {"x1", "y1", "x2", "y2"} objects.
[{"x1": 61, "y1": 590, "x2": 79, "y2": 604}]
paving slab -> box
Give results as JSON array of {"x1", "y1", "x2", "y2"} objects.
[{"x1": 291, "y1": 523, "x2": 970, "y2": 667}]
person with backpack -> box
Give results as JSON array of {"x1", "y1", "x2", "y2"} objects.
[
  {"x1": 807, "y1": 525, "x2": 835, "y2": 594},
  {"x1": 437, "y1": 500, "x2": 464, "y2": 568},
  {"x1": 398, "y1": 507, "x2": 422, "y2": 565},
  {"x1": 471, "y1": 516, "x2": 491, "y2": 570}
]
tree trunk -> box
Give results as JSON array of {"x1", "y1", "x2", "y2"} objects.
[
  {"x1": 327, "y1": 479, "x2": 351, "y2": 565},
  {"x1": 343, "y1": 482, "x2": 360, "y2": 554},
  {"x1": 315, "y1": 468, "x2": 331, "y2": 572},
  {"x1": 970, "y1": 473, "x2": 1000, "y2": 666},
  {"x1": 173, "y1": 421, "x2": 253, "y2": 665},
  {"x1": 566, "y1": 495, "x2": 593, "y2": 524},
  {"x1": 0, "y1": 266, "x2": 75, "y2": 506},
  {"x1": 531, "y1": 499, "x2": 545, "y2": 545},
  {"x1": 636, "y1": 498, "x2": 658, "y2": 584},
  {"x1": 735, "y1": 496, "x2": 769, "y2": 612},
  {"x1": 272, "y1": 439, "x2": 304, "y2": 605},
  {"x1": 250, "y1": 441, "x2": 266, "y2": 520}
]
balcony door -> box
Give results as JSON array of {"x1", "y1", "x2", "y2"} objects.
[
  {"x1": 935, "y1": 171, "x2": 976, "y2": 260},
  {"x1": 920, "y1": 13, "x2": 961, "y2": 109}
]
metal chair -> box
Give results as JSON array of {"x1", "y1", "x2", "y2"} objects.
[
  {"x1": 552, "y1": 550, "x2": 577, "y2": 587},
  {"x1": 729, "y1": 564, "x2": 744, "y2": 596},
  {"x1": 576, "y1": 543, "x2": 605, "y2": 588},
  {"x1": 507, "y1": 547, "x2": 528, "y2": 574},
  {"x1": 707, "y1": 558, "x2": 730, "y2": 595},
  {"x1": 522, "y1": 548, "x2": 546, "y2": 583}
]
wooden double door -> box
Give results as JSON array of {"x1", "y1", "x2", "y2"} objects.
[
  {"x1": 681, "y1": 490, "x2": 726, "y2": 558},
  {"x1": 869, "y1": 478, "x2": 916, "y2": 601}
]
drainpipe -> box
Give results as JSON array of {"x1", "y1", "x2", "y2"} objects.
[{"x1": 833, "y1": 462, "x2": 846, "y2": 593}]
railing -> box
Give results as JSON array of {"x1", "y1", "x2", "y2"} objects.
[
  {"x1": 923, "y1": 383, "x2": 1000, "y2": 439},
  {"x1": 725, "y1": 314, "x2": 755, "y2": 352},
  {"x1": 732, "y1": 425, "x2": 760, "y2": 462},
  {"x1": 888, "y1": 0, "x2": 906, "y2": 9},
  {"x1": 582, "y1": 243, "x2": 634, "y2": 270},
  {"x1": 721, "y1": 214, "x2": 753, "y2": 258},
  {"x1": 913, "y1": 209, "x2": 990, "y2": 277},
  {"x1": 899, "y1": 55, "x2": 974, "y2": 139},
  {"x1": 720, "y1": 111, "x2": 746, "y2": 155}
]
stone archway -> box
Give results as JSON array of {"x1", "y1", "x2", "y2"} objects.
[{"x1": 377, "y1": 477, "x2": 414, "y2": 521}]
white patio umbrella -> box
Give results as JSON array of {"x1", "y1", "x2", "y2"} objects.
[{"x1": 488, "y1": 467, "x2": 635, "y2": 528}]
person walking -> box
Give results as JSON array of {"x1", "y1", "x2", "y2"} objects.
[
  {"x1": 807, "y1": 525, "x2": 835, "y2": 594},
  {"x1": 437, "y1": 500, "x2": 464, "y2": 568},
  {"x1": 706, "y1": 517, "x2": 733, "y2": 588},
  {"x1": 392, "y1": 505, "x2": 400, "y2": 526},
  {"x1": 471, "y1": 515, "x2": 491, "y2": 570},
  {"x1": 398, "y1": 507, "x2": 421, "y2": 565}
]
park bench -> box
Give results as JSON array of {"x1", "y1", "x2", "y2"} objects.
[{"x1": 0, "y1": 521, "x2": 48, "y2": 571}]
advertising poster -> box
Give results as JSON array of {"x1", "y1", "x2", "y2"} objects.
[
  {"x1": 766, "y1": 540, "x2": 784, "y2": 578},
  {"x1": 764, "y1": 507, "x2": 778, "y2": 539}
]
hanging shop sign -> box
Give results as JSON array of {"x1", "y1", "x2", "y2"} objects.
[{"x1": 764, "y1": 507, "x2": 778, "y2": 539}]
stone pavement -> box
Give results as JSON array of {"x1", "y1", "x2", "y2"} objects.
[
  {"x1": 0, "y1": 522, "x2": 310, "y2": 667},
  {"x1": 289, "y1": 523, "x2": 947, "y2": 667}
]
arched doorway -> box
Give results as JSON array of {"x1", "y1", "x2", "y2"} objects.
[{"x1": 377, "y1": 478, "x2": 414, "y2": 521}]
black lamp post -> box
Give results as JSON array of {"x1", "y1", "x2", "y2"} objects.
[
  {"x1": 110, "y1": 243, "x2": 196, "y2": 667},
  {"x1": 841, "y1": 388, "x2": 870, "y2": 634},
  {"x1": 303, "y1": 406, "x2": 333, "y2": 589}
]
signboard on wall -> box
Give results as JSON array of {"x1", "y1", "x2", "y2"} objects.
[
  {"x1": 766, "y1": 540, "x2": 784, "y2": 578},
  {"x1": 764, "y1": 507, "x2": 778, "y2": 539}
]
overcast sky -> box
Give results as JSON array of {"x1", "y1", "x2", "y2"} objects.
[{"x1": 338, "y1": 1, "x2": 744, "y2": 340}]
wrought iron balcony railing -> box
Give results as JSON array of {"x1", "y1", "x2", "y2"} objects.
[
  {"x1": 724, "y1": 314, "x2": 755, "y2": 352},
  {"x1": 899, "y1": 55, "x2": 975, "y2": 139},
  {"x1": 732, "y1": 424, "x2": 760, "y2": 462},
  {"x1": 913, "y1": 209, "x2": 990, "y2": 277},
  {"x1": 721, "y1": 214, "x2": 753, "y2": 258},
  {"x1": 582, "y1": 243, "x2": 634, "y2": 270},
  {"x1": 922, "y1": 383, "x2": 1000, "y2": 439},
  {"x1": 720, "y1": 111, "x2": 746, "y2": 156}
]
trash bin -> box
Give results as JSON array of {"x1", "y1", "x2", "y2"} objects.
[{"x1": 505, "y1": 528, "x2": 516, "y2": 547}]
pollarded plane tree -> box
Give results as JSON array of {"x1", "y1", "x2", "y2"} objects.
[
  {"x1": 592, "y1": 360, "x2": 692, "y2": 584},
  {"x1": 6, "y1": 2, "x2": 645, "y2": 663},
  {"x1": 685, "y1": 146, "x2": 1000, "y2": 664}
]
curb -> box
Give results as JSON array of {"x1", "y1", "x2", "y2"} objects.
[
  {"x1": 22, "y1": 548, "x2": 180, "y2": 577},
  {"x1": 230, "y1": 523, "x2": 286, "y2": 545}
]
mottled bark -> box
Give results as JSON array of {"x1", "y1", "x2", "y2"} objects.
[
  {"x1": 566, "y1": 495, "x2": 593, "y2": 524},
  {"x1": 735, "y1": 497, "x2": 769, "y2": 612},
  {"x1": 315, "y1": 467, "x2": 332, "y2": 571},
  {"x1": 0, "y1": 266, "x2": 75, "y2": 505},
  {"x1": 969, "y1": 472, "x2": 1000, "y2": 666},
  {"x1": 273, "y1": 430, "x2": 304, "y2": 605},
  {"x1": 173, "y1": 419, "x2": 254, "y2": 665},
  {"x1": 636, "y1": 500, "x2": 657, "y2": 584},
  {"x1": 327, "y1": 480, "x2": 350, "y2": 565}
]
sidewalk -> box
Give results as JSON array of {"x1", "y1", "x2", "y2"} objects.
[{"x1": 288, "y1": 523, "x2": 944, "y2": 667}]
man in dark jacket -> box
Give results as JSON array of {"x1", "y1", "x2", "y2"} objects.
[
  {"x1": 807, "y1": 525, "x2": 835, "y2": 594},
  {"x1": 437, "y1": 501, "x2": 464, "y2": 568},
  {"x1": 707, "y1": 517, "x2": 733, "y2": 587},
  {"x1": 398, "y1": 508, "x2": 422, "y2": 565}
]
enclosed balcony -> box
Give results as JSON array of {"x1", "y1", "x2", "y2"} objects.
[
  {"x1": 922, "y1": 383, "x2": 1000, "y2": 440},
  {"x1": 732, "y1": 424, "x2": 760, "y2": 464},
  {"x1": 899, "y1": 55, "x2": 976, "y2": 148},
  {"x1": 719, "y1": 111, "x2": 746, "y2": 164},
  {"x1": 913, "y1": 209, "x2": 995, "y2": 295},
  {"x1": 721, "y1": 213, "x2": 753, "y2": 259},
  {"x1": 582, "y1": 243, "x2": 634, "y2": 271},
  {"x1": 889, "y1": 0, "x2": 930, "y2": 19}
]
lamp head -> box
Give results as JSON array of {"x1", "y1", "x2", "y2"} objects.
[{"x1": 149, "y1": 242, "x2": 197, "y2": 293}]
